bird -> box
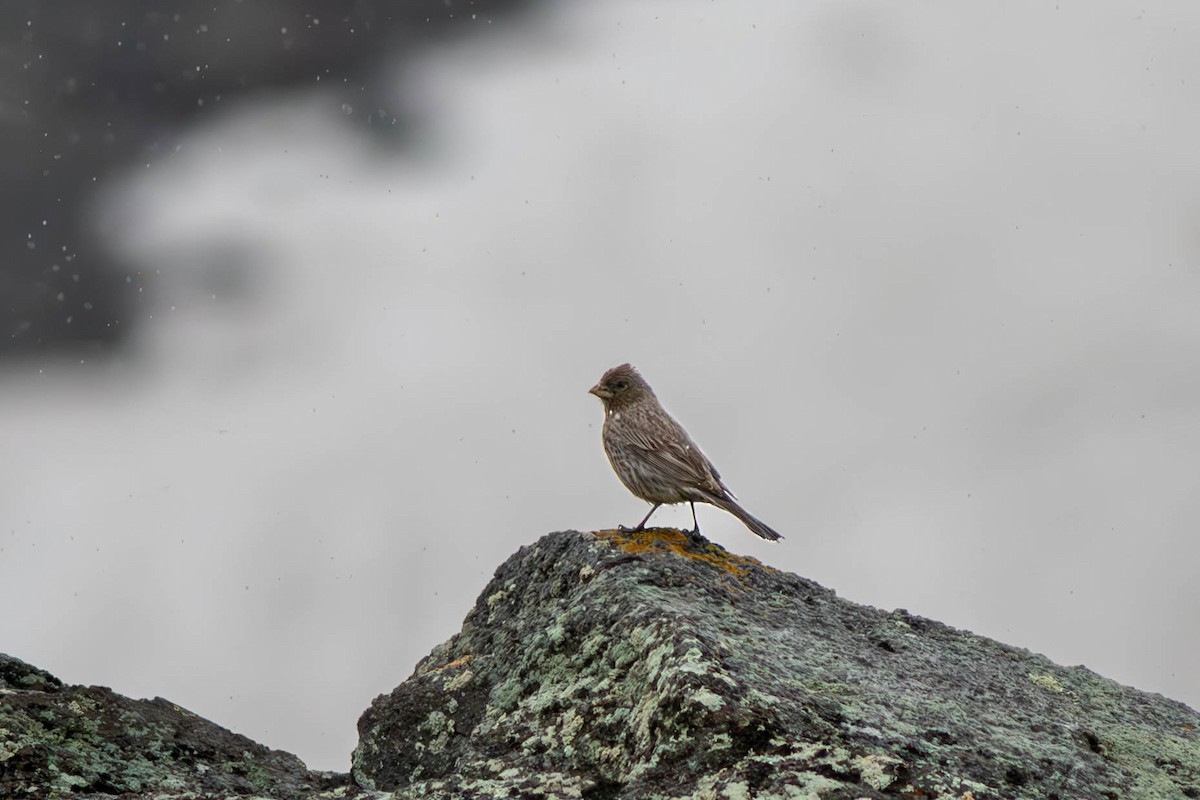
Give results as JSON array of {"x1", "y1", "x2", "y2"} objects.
[{"x1": 588, "y1": 363, "x2": 783, "y2": 542}]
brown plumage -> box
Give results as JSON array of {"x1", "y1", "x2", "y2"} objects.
[{"x1": 588, "y1": 363, "x2": 783, "y2": 542}]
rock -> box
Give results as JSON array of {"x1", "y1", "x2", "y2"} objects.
[
  {"x1": 353, "y1": 529, "x2": 1200, "y2": 799},
  {"x1": 7, "y1": 529, "x2": 1199, "y2": 799},
  {"x1": 0, "y1": 653, "x2": 360, "y2": 799}
]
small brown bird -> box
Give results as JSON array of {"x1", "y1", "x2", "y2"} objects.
[{"x1": 589, "y1": 363, "x2": 783, "y2": 542}]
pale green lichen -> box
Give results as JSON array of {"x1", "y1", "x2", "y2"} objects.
[
  {"x1": 1029, "y1": 672, "x2": 1066, "y2": 693},
  {"x1": 1100, "y1": 724, "x2": 1200, "y2": 798},
  {"x1": 853, "y1": 753, "x2": 903, "y2": 790},
  {"x1": 443, "y1": 668, "x2": 474, "y2": 693},
  {"x1": 720, "y1": 779, "x2": 751, "y2": 799},
  {"x1": 558, "y1": 708, "x2": 584, "y2": 746},
  {"x1": 423, "y1": 710, "x2": 453, "y2": 754},
  {"x1": 692, "y1": 688, "x2": 726, "y2": 712}
]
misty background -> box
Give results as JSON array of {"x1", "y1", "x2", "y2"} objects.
[{"x1": 3, "y1": 0, "x2": 1198, "y2": 773}]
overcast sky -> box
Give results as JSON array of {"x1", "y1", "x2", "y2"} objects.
[{"x1": 3, "y1": 0, "x2": 1199, "y2": 772}]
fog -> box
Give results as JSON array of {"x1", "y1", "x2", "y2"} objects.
[{"x1": 2, "y1": 0, "x2": 1198, "y2": 772}]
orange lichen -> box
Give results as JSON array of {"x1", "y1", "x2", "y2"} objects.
[
  {"x1": 433, "y1": 654, "x2": 476, "y2": 672},
  {"x1": 593, "y1": 527, "x2": 772, "y2": 578}
]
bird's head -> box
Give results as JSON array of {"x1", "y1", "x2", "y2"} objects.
[{"x1": 589, "y1": 363, "x2": 652, "y2": 408}]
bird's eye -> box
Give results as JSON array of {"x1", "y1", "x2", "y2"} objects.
[{"x1": 615, "y1": 380, "x2": 629, "y2": 390}]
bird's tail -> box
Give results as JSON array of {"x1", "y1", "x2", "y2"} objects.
[{"x1": 713, "y1": 496, "x2": 784, "y2": 542}]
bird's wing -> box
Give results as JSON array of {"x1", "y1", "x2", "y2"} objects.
[
  {"x1": 614, "y1": 406, "x2": 727, "y2": 496},
  {"x1": 705, "y1": 461, "x2": 736, "y2": 499}
]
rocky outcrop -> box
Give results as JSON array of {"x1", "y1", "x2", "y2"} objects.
[
  {"x1": 6, "y1": 529, "x2": 1199, "y2": 798},
  {"x1": 0, "y1": 653, "x2": 357, "y2": 799},
  {"x1": 354, "y1": 528, "x2": 1200, "y2": 799}
]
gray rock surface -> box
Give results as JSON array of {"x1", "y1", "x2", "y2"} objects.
[
  {"x1": 0, "y1": 652, "x2": 361, "y2": 799},
  {"x1": 6, "y1": 529, "x2": 1199, "y2": 798},
  {"x1": 354, "y1": 528, "x2": 1200, "y2": 799}
]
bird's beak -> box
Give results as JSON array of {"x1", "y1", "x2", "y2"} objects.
[{"x1": 589, "y1": 383, "x2": 611, "y2": 399}]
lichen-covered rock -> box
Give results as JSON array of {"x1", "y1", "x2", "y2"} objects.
[
  {"x1": 0, "y1": 653, "x2": 360, "y2": 799},
  {"x1": 353, "y1": 529, "x2": 1200, "y2": 800}
]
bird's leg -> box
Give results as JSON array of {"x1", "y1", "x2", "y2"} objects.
[
  {"x1": 626, "y1": 504, "x2": 662, "y2": 532},
  {"x1": 687, "y1": 502, "x2": 708, "y2": 543}
]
